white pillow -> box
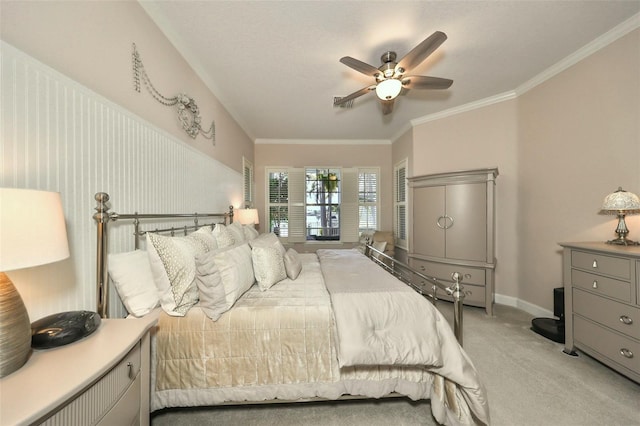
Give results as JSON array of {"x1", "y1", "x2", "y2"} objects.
[
  {"x1": 252, "y1": 246, "x2": 286, "y2": 290},
  {"x1": 146, "y1": 231, "x2": 210, "y2": 316},
  {"x1": 212, "y1": 223, "x2": 235, "y2": 248},
  {"x1": 194, "y1": 252, "x2": 228, "y2": 321},
  {"x1": 189, "y1": 226, "x2": 218, "y2": 251},
  {"x1": 227, "y1": 221, "x2": 246, "y2": 243},
  {"x1": 248, "y1": 232, "x2": 285, "y2": 256},
  {"x1": 212, "y1": 243, "x2": 255, "y2": 309},
  {"x1": 243, "y1": 224, "x2": 259, "y2": 240},
  {"x1": 283, "y1": 248, "x2": 302, "y2": 280},
  {"x1": 108, "y1": 250, "x2": 159, "y2": 317}
]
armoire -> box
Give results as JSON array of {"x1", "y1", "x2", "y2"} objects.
[{"x1": 408, "y1": 168, "x2": 498, "y2": 315}]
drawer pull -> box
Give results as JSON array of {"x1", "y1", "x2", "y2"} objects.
[
  {"x1": 419, "y1": 265, "x2": 425, "y2": 271},
  {"x1": 592, "y1": 259, "x2": 598, "y2": 268},
  {"x1": 619, "y1": 315, "x2": 633, "y2": 325},
  {"x1": 127, "y1": 361, "x2": 135, "y2": 379},
  {"x1": 592, "y1": 280, "x2": 598, "y2": 289},
  {"x1": 619, "y1": 348, "x2": 633, "y2": 359}
]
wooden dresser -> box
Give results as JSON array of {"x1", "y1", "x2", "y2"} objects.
[
  {"x1": 561, "y1": 242, "x2": 640, "y2": 383},
  {"x1": 408, "y1": 168, "x2": 498, "y2": 315},
  {"x1": 0, "y1": 316, "x2": 156, "y2": 425}
]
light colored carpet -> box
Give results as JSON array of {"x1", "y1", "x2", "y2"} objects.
[{"x1": 151, "y1": 303, "x2": 640, "y2": 426}]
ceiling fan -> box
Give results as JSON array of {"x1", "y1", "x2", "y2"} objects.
[{"x1": 334, "y1": 31, "x2": 453, "y2": 115}]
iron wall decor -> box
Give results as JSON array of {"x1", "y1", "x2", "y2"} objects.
[{"x1": 132, "y1": 43, "x2": 215, "y2": 143}]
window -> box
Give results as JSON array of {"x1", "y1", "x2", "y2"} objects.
[
  {"x1": 305, "y1": 168, "x2": 341, "y2": 240},
  {"x1": 358, "y1": 169, "x2": 378, "y2": 233},
  {"x1": 267, "y1": 169, "x2": 288, "y2": 237},
  {"x1": 243, "y1": 157, "x2": 254, "y2": 207},
  {"x1": 394, "y1": 159, "x2": 407, "y2": 249},
  {"x1": 265, "y1": 167, "x2": 379, "y2": 243}
]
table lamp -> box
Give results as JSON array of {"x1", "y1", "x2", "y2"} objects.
[
  {"x1": 0, "y1": 188, "x2": 70, "y2": 378},
  {"x1": 600, "y1": 187, "x2": 640, "y2": 246},
  {"x1": 235, "y1": 207, "x2": 259, "y2": 226}
]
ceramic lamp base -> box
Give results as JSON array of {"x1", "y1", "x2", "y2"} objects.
[{"x1": 0, "y1": 272, "x2": 32, "y2": 378}]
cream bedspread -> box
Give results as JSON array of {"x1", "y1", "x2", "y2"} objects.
[
  {"x1": 151, "y1": 253, "x2": 488, "y2": 426},
  {"x1": 318, "y1": 249, "x2": 490, "y2": 426}
]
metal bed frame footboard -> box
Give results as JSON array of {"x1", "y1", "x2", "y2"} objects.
[
  {"x1": 364, "y1": 244, "x2": 466, "y2": 346},
  {"x1": 93, "y1": 192, "x2": 234, "y2": 319}
]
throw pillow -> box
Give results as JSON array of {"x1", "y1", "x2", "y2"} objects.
[
  {"x1": 283, "y1": 248, "x2": 302, "y2": 280},
  {"x1": 212, "y1": 242, "x2": 255, "y2": 309},
  {"x1": 194, "y1": 251, "x2": 228, "y2": 321},
  {"x1": 108, "y1": 250, "x2": 159, "y2": 317},
  {"x1": 227, "y1": 221, "x2": 246, "y2": 243},
  {"x1": 252, "y1": 246, "x2": 287, "y2": 290},
  {"x1": 146, "y1": 232, "x2": 209, "y2": 316},
  {"x1": 212, "y1": 223, "x2": 235, "y2": 248}
]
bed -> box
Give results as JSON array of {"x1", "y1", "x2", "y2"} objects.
[{"x1": 93, "y1": 192, "x2": 489, "y2": 426}]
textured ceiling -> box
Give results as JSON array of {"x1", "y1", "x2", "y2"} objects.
[{"x1": 140, "y1": 1, "x2": 640, "y2": 142}]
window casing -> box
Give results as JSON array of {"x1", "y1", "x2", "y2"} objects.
[
  {"x1": 394, "y1": 159, "x2": 408, "y2": 249},
  {"x1": 243, "y1": 157, "x2": 254, "y2": 207},
  {"x1": 305, "y1": 168, "x2": 341, "y2": 240},
  {"x1": 265, "y1": 167, "x2": 379, "y2": 243},
  {"x1": 267, "y1": 169, "x2": 288, "y2": 237},
  {"x1": 358, "y1": 168, "x2": 378, "y2": 234}
]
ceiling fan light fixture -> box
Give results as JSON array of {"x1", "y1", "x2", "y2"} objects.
[{"x1": 375, "y1": 79, "x2": 402, "y2": 100}]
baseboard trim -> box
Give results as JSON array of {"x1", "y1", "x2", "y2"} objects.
[{"x1": 495, "y1": 294, "x2": 554, "y2": 318}]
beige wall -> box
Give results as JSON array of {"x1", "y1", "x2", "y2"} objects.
[
  {"x1": 410, "y1": 100, "x2": 520, "y2": 301},
  {"x1": 254, "y1": 143, "x2": 393, "y2": 249},
  {"x1": 398, "y1": 28, "x2": 639, "y2": 313},
  {"x1": 0, "y1": 0, "x2": 253, "y2": 172},
  {"x1": 517, "y1": 29, "x2": 640, "y2": 310}
]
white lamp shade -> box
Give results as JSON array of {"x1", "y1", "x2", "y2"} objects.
[
  {"x1": 0, "y1": 188, "x2": 70, "y2": 271},
  {"x1": 235, "y1": 208, "x2": 259, "y2": 225},
  {"x1": 601, "y1": 187, "x2": 640, "y2": 214},
  {"x1": 375, "y1": 79, "x2": 402, "y2": 100}
]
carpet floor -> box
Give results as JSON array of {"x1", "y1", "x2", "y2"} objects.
[{"x1": 150, "y1": 303, "x2": 640, "y2": 426}]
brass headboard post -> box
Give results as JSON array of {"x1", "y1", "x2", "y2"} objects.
[{"x1": 93, "y1": 192, "x2": 111, "y2": 319}]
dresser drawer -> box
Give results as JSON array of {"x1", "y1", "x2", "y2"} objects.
[
  {"x1": 573, "y1": 288, "x2": 639, "y2": 339},
  {"x1": 409, "y1": 258, "x2": 486, "y2": 286},
  {"x1": 572, "y1": 269, "x2": 631, "y2": 302},
  {"x1": 574, "y1": 316, "x2": 639, "y2": 375},
  {"x1": 572, "y1": 250, "x2": 631, "y2": 280},
  {"x1": 42, "y1": 342, "x2": 141, "y2": 425}
]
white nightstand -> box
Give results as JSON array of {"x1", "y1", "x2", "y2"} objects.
[{"x1": 0, "y1": 316, "x2": 156, "y2": 425}]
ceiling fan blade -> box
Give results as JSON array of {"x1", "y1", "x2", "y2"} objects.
[
  {"x1": 334, "y1": 86, "x2": 375, "y2": 106},
  {"x1": 402, "y1": 75, "x2": 453, "y2": 90},
  {"x1": 396, "y1": 31, "x2": 447, "y2": 73},
  {"x1": 381, "y1": 99, "x2": 395, "y2": 115},
  {"x1": 340, "y1": 56, "x2": 381, "y2": 77}
]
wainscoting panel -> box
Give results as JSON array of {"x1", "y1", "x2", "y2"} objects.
[{"x1": 0, "y1": 41, "x2": 242, "y2": 319}]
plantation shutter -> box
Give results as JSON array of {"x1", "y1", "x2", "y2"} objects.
[
  {"x1": 287, "y1": 168, "x2": 306, "y2": 243},
  {"x1": 394, "y1": 161, "x2": 407, "y2": 248},
  {"x1": 340, "y1": 168, "x2": 359, "y2": 242}
]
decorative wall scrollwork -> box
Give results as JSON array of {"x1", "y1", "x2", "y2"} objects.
[{"x1": 132, "y1": 43, "x2": 215, "y2": 142}]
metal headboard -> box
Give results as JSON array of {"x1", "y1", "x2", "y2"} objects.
[{"x1": 93, "y1": 192, "x2": 234, "y2": 319}]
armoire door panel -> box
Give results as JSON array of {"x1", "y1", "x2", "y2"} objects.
[
  {"x1": 413, "y1": 186, "x2": 444, "y2": 257},
  {"x1": 445, "y1": 183, "x2": 487, "y2": 261}
]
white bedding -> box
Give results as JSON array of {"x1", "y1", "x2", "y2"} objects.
[
  {"x1": 317, "y1": 249, "x2": 489, "y2": 425},
  {"x1": 149, "y1": 250, "x2": 489, "y2": 426}
]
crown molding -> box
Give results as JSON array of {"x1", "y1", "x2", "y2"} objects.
[
  {"x1": 515, "y1": 12, "x2": 640, "y2": 96},
  {"x1": 409, "y1": 91, "x2": 517, "y2": 128},
  {"x1": 255, "y1": 139, "x2": 391, "y2": 145},
  {"x1": 395, "y1": 12, "x2": 640, "y2": 143}
]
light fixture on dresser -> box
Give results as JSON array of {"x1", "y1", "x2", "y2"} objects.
[
  {"x1": 0, "y1": 188, "x2": 70, "y2": 378},
  {"x1": 600, "y1": 187, "x2": 640, "y2": 246},
  {"x1": 235, "y1": 207, "x2": 260, "y2": 227}
]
